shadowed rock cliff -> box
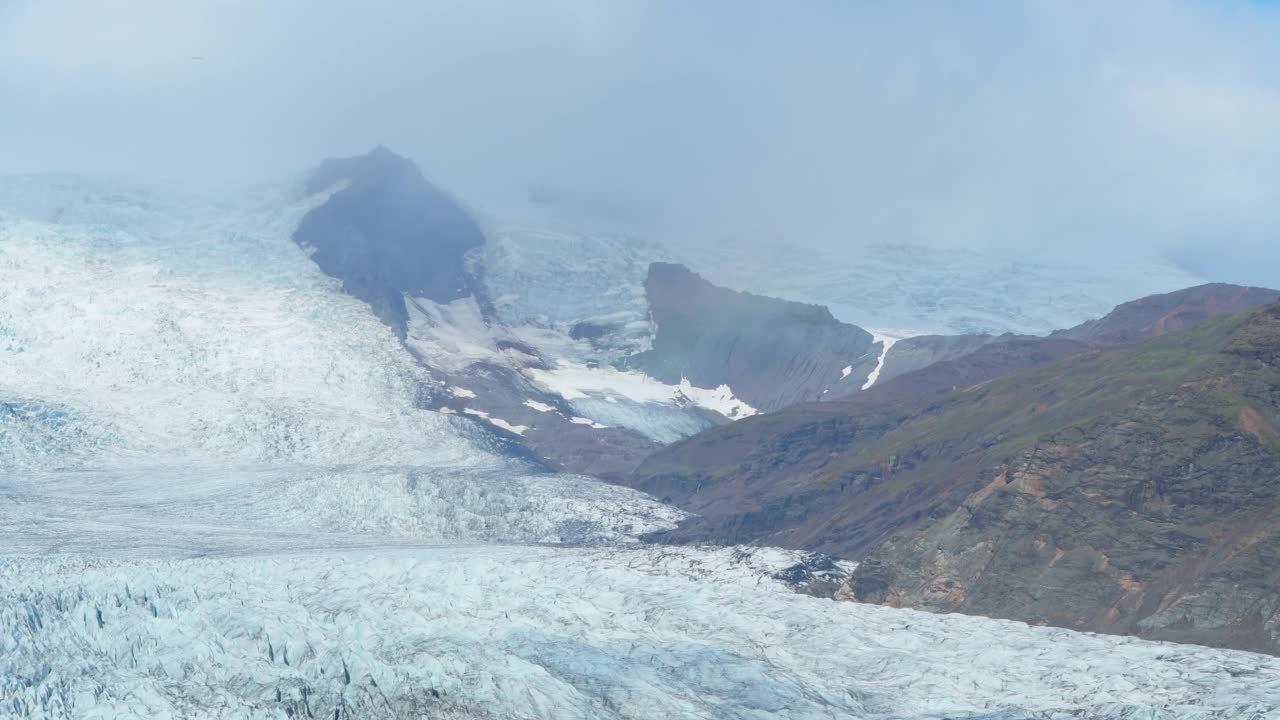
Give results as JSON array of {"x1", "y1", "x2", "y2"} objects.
[
  {"x1": 628, "y1": 263, "x2": 878, "y2": 411},
  {"x1": 294, "y1": 146, "x2": 486, "y2": 337}
]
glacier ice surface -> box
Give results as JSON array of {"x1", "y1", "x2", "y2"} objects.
[
  {"x1": 477, "y1": 209, "x2": 1208, "y2": 339},
  {"x1": 4, "y1": 538, "x2": 1280, "y2": 720}
]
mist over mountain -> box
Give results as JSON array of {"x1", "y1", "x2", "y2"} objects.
[
  {"x1": 5, "y1": 1, "x2": 1280, "y2": 282},
  {"x1": 4, "y1": 3, "x2": 1280, "y2": 718}
]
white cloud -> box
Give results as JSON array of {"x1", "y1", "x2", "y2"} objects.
[
  {"x1": 1, "y1": 1, "x2": 237, "y2": 87},
  {"x1": 1127, "y1": 75, "x2": 1280, "y2": 151},
  {"x1": 1, "y1": 1, "x2": 1278, "y2": 282}
]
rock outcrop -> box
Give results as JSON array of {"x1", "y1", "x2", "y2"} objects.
[
  {"x1": 294, "y1": 146, "x2": 487, "y2": 337},
  {"x1": 629, "y1": 263, "x2": 878, "y2": 411}
]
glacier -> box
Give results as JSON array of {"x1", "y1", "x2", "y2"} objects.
[
  {"x1": 481, "y1": 222, "x2": 665, "y2": 348},
  {"x1": 1, "y1": 176, "x2": 1278, "y2": 719},
  {"x1": 479, "y1": 208, "x2": 1207, "y2": 339},
  {"x1": 673, "y1": 240, "x2": 1208, "y2": 337},
  {"x1": 6, "y1": 544, "x2": 1280, "y2": 720}
]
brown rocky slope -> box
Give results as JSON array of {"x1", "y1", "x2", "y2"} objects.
[{"x1": 630, "y1": 301, "x2": 1280, "y2": 653}]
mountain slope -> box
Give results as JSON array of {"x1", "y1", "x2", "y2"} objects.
[
  {"x1": 1052, "y1": 282, "x2": 1280, "y2": 346},
  {"x1": 873, "y1": 332, "x2": 1003, "y2": 386},
  {"x1": 853, "y1": 304, "x2": 1280, "y2": 653},
  {"x1": 870, "y1": 283, "x2": 1280, "y2": 399},
  {"x1": 632, "y1": 302, "x2": 1280, "y2": 653},
  {"x1": 860, "y1": 334, "x2": 1089, "y2": 407}
]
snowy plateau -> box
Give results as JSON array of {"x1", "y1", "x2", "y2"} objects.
[{"x1": 0, "y1": 177, "x2": 1278, "y2": 720}]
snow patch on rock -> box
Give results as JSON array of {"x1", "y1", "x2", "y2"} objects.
[
  {"x1": 404, "y1": 295, "x2": 506, "y2": 372},
  {"x1": 861, "y1": 327, "x2": 918, "y2": 390},
  {"x1": 462, "y1": 408, "x2": 529, "y2": 436},
  {"x1": 523, "y1": 399, "x2": 556, "y2": 413},
  {"x1": 525, "y1": 362, "x2": 756, "y2": 420}
]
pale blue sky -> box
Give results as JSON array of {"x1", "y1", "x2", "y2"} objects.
[{"x1": 2, "y1": 1, "x2": 1278, "y2": 283}]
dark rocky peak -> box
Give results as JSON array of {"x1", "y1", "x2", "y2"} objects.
[
  {"x1": 294, "y1": 147, "x2": 487, "y2": 337},
  {"x1": 304, "y1": 145, "x2": 420, "y2": 195},
  {"x1": 1053, "y1": 282, "x2": 1280, "y2": 346},
  {"x1": 630, "y1": 262, "x2": 877, "y2": 412}
]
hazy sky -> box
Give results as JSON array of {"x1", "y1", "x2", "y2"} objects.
[{"x1": 2, "y1": 1, "x2": 1279, "y2": 282}]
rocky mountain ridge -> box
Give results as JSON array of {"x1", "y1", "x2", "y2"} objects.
[
  {"x1": 628, "y1": 262, "x2": 880, "y2": 411},
  {"x1": 294, "y1": 145, "x2": 488, "y2": 337}
]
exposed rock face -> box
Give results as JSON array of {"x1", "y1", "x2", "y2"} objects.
[
  {"x1": 629, "y1": 263, "x2": 878, "y2": 411},
  {"x1": 294, "y1": 146, "x2": 487, "y2": 337},
  {"x1": 630, "y1": 301, "x2": 1280, "y2": 654}
]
